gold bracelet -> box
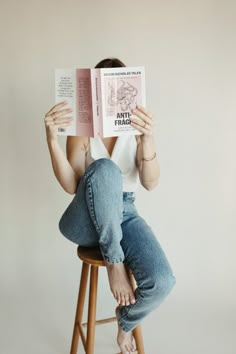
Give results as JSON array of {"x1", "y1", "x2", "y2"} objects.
[{"x1": 142, "y1": 152, "x2": 157, "y2": 161}]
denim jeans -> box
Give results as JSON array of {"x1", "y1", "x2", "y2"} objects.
[{"x1": 59, "y1": 158, "x2": 176, "y2": 332}]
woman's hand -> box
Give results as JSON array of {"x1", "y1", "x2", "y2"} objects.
[
  {"x1": 130, "y1": 105, "x2": 155, "y2": 142},
  {"x1": 44, "y1": 101, "x2": 74, "y2": 142}
]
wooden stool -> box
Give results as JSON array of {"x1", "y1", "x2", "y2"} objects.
[{"x1": 70, "y1": 246, "x2": 145, "y2": 354}]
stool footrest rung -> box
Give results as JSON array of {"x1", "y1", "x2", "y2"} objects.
[
  {"x1": 82, "y1": 316, "x2": 117, "y2": 327},
  {"x1": 78, "y1": 323, "x2": 86, "y2": 349}
]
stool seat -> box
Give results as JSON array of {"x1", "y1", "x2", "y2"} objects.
[{"x1": 77, "y1": 246, "x2": 105, "y2": 267}]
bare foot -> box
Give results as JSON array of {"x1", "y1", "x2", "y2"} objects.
[
  {"x1": 116, "y1": 306, "x2": 136, "y2": 353},
  {"x1": 106, "y1": 262, "x2": 136, "y2": 306}
]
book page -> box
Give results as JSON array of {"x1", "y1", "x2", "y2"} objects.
[{"x1": 55, "y1": 69, "x2": 76, "y2": 136}]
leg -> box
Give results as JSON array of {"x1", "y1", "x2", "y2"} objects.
[
  {"x1": 59, "y1": 158, "x2": 124, "y2": 262},
  {"x1": 128, "y1": 272, "x2": 145, "y2": 354},
  {"x1": 117, "y1": 204, "x2": 176, "y2": 333},
  {"x1": 59, "y1": 158, "x2": 135, "y2": 306},
  {"x1": 83, "y1": 158, "x2": 124, "y2": 263}
]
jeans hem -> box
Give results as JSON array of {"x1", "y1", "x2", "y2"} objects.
[
  {"x1": 116, "y1": 307, "x2": 131, "y2": 332},
  {"x1": 103, "y1": 255, "x2": 125, "y2": 264},
  {"x1": 118, "y1": 318, "x2": 130, "y2": 332}
]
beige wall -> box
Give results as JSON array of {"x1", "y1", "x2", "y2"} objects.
[{"x1": 1, "y1": 0, "x2": 236, "y2": 353}]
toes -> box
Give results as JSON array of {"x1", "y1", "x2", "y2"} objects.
[
  {"x1": 126, "y1": 343, "x2": 134, "y2": 353},
  {"x1": 120, "y1": 344, "x2": 129, "y2": 354},
  {"x1": 130, "y1": 297, "x2": 136, "y2": 304},
  {"x1": 125, "y1": 344, "x2": 131, "y2": 353},
  {"x1": 130, "y1": 294, "x2": 136, "y2": 304},
  {"x1": 125, "y1": 293, "x2": 130, "y2": 306},
  {"x1": 121, "y1": 293, "x2": 126, "y2": 306},
  {"x1": 114, "y1": 291, "x2": 121, "y2": 305},
  {"x1": 131, "y1": 343, "x2": 136, "y2": 352}
]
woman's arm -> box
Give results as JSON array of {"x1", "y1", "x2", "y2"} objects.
[
  {"x1": 45, "y1": 101, "x2": 88, "y2": 195},
  {"x1": 135, "y1": 135, "x2": 160, "y2": 190},
  {"x1": 131, "y1": 106, "x2": 160, "y2": 191},
  {"x1": 47, "y1": 138, "x2": 78, "y2": 194}
]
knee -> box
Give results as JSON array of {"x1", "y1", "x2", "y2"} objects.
[
  {"x1": 58, "y1": 214, "x2": 68, "y2": 238},
  {"x1": 58, "y1": 212, "x2": 73, "y2": 242},
  {"x1": 155, "y1": 272, "x2": 176, "y2": 298},
  {"x1": 85, "y1": 158, "x2": 122, "y2": 183},
  {"x1": 142, "y1": 271, "x2": 176, "y2": 303}
]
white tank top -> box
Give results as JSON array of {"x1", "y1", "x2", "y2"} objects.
[{"x1": 85, "y1": 135, "x2": 139, "y2": 192}]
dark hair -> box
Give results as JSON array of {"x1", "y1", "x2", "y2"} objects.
[{"x1": 94, "y1": 57, "x2": 126, "y2": 68}]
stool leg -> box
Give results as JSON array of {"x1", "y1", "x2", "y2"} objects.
[
  {"x1": 128, "y1": 271, "x2": 145, "y2": 354},
  {"x1": 86, "y1": 265, "x2": 99, "y2": 354},
  {"x1": 132, "y1": 326, "x2": 145, "y2": 354},
  {"x1": 70, "y1": 262, "x2": 89, "y2": 354}
]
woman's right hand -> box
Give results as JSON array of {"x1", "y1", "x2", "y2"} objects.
[{"x1": 44, "y1": 101, "x2": 74, "y2": 142}]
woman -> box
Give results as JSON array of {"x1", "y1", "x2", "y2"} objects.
[{"x1": 44, "y1": 57, "x2": 176, "y2": 354}]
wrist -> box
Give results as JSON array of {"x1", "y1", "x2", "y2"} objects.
[
  {"x1": 141, "y1": 133, "x2": 153, "y2": 144},
  {"x1": 47, "y1": 135, "x2": 58, "y2": 146},
  {"x1": 142, "y1": 152, "x2": 157, "y2": 161}
]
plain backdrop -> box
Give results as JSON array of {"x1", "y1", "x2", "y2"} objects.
[{"x1": 1, "y1": 0, "x2": 236, "y2": 353}]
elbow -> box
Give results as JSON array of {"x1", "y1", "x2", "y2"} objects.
[
  {"x1": 65, "y1": 176, "x2": 80, "y2": 195},
  {"x1": 143, "y1": 181, "x2": 159, "y2": 191},
  {"x1": 63, "y1": 187, "x2": 76, "y2": 195},
  {"x1": 141, "y1": 178, "x2": 159, "y2": 191},
  {"x1": 63, "y1": 181, "x2": 78, "y2": 195},
  {"x1": 67, "y1": 189, "x2": 77, "y2": 195}
]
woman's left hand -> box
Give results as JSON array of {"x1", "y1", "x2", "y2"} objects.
[{"x1": 130, "y1": 105, "x2": 155, "y2": 142}]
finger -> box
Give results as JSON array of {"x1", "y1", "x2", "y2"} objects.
[
  {"x1": 54, "y1": 116, "x2": 73, "y2": 124},
  {"x1": 45, "y1": 101, "x2": 68, "y2": 117},
  {"x1": 46, "y1": 119, "x2": 74, "y2": 128},
  {"x1": 131, "y1": 109, "x2": 154, "y2": 126},
  {"x1": 130, "y1": 121, "x2": 153, "y2": 136},
  {"x1": 130, "y1": 116, "x2": 154, "y2": 133},
  {"x1": 45, "y1": 120, "x2": 73, "y2": 128},
  {"x1": 44, "y1": 115, "x2": 54, "y2": 123},
  {"x1": 45, "y1": 116, "x2": 73, "y2": 126},
  {"x1": 136, "y1": 105, "x2": 154, "y2": 120},
  {"x1": 44, "y1": 108, "x2": 73, "y2": 122},
  {"x1": 130, "y1": 116, "x2": 151, "y2": 128},
  {"x1": 54, "y1": 119, "x2": 74, "y2": 127},
  {"x1": 54, "y1": 108, "x2": 73, "y2": 118}
]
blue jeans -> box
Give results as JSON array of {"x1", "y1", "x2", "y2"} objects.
[{"x1": 59, "y1": 158, "x2": 176, "y2": 332}]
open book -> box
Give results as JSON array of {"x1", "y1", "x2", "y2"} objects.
[{"x1": 55, "y1": 66, "x2": 146, "y2": 137}]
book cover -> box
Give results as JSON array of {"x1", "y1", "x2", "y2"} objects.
[{"x1": 55, "y1": 66, "x2": 146, "y2": 137}]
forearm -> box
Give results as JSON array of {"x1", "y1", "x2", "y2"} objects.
[
  {"x1": 47, "y1": 138, "x2": 78, "y2": 194},
  {"x1": 138, "y1": 136, "x2": 160, "y2": 190}
]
